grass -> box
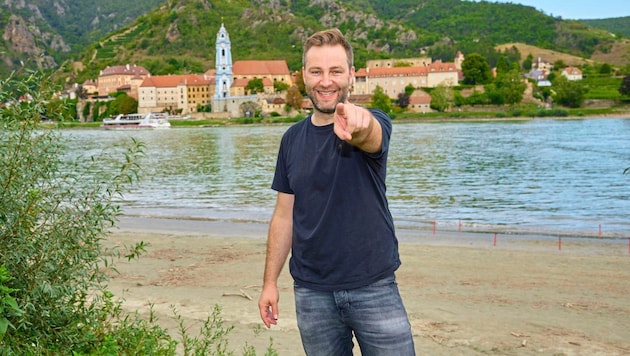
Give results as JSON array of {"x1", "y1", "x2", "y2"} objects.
[{"x1": 583, "y1": 76, "x2": 623, "y2": 100}]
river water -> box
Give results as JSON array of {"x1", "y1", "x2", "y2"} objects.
[{"x1": 61, "y1": 118, "x2": 630, "y2": 239}]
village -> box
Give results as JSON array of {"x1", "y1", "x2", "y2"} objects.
[{"x1": 77, "y1": 23, "x2": 583, "y2": 120}]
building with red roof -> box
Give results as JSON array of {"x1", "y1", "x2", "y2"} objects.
[
  {"x1": 138, "y1": 74, "x2": 213, "y2": 114},
  {"x1": 354, "y1": 60, "x2": 459, "y2": 99},
  {"x1": 232, "y1": 60, "x2": 292, "y2": 87},
  {"x1": 97, "y1": 64, "x2": 150, "y2": 99}
]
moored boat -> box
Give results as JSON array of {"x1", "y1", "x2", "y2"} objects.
[{"x1": 101, "y1": 113, "x2": 171, "y2": 129}]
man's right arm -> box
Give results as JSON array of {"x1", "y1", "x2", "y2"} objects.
[{"x1": 258, "y1": 192, "x2": 294, "y2": 328}]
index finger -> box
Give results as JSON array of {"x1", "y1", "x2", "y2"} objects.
[{"x1": 335, "y1": 102, "x2": 346, "y2": 117}]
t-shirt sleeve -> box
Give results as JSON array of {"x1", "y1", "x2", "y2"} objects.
[
  {"x1": 368, "y1": 108, "x2": 392, "y2": 158},
  {"x1": 271, "y1": 132, "x2": 293, "y2": 194}
]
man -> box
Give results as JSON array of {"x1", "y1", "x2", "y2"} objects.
[{"x1": 258, "y1": 28, "x2": 415, "y2": 355}]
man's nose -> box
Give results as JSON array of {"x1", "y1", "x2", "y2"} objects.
[{"x1": 320, "y1": 72, "x2": 333, "y2": 86}]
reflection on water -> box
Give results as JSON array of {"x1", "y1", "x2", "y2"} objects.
[{"x1": 61, "y1": 118, "x2": 630, "y2": 238}]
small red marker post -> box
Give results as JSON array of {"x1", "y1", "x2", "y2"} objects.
[
  {"x1": 458, "y1": 219, "x2": 462, "y2": 232},
  {"x1": 433, "y1": 220, "x2": 436, "y2": 235},
  {"x1": 558, "y1": 237, "x2": 562, "y2": 251},
  {"x1": 493, "y1": 233, "x2": 497, "y2": 247}
]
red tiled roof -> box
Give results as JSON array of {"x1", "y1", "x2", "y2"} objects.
[
  {"x1": 100, "y1": 64, "x2": 149, "y2": 76},
  {"x1": 140, "y1": 74, "x2": 213, "y2": 88},
  {"x1": 365, "y1": 66, "x2": 429, "y2": 77},
  {"x1": 355, "y1": 68, "x2": 368, "y2": 77},
  {"x1": 563, "y1": 67, "x2": 582, "y2": 75},
  {"x1": 409, "y1": 95, "x2": 431, "y2": 105},
  {"x1": 233, "y1": 60, "x2": 290, "y2": 76},
  {"x1": 266, "y1": 97, "x2": 285, "y2": 104},
  {"x1": 232, "y1": 78, "x2": 249, "y2": 87},
  {"x1": 428, "y1": 61, "x2": 457, "y2": 72},
  {"x1": 355, "y1": 61, "x2": 457, "y2": 78}
]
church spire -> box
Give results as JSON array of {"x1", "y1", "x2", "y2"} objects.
[{"x1": 214, "y1": 23, "x2": 232, "y2": 100}]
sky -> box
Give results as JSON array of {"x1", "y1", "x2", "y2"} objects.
[{"x1": 469, "y1": 0, "x2": 630, "y2": 20}]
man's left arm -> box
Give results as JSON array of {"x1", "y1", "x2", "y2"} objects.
[{"x1": 333, "y1": 102, "x2": 383, "y2": 153}]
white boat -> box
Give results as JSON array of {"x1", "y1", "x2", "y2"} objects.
[{"x1": 101, "y1": 113, "x2": 171, "y2": 129}]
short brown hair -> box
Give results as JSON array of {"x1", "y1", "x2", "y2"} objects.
[{"x1": 302, "y1": 28, "x2": 354, "y2": 70}]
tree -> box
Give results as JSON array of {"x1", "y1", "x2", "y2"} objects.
[
  {"x1": 370, "y1": 85, "x2": 392, "y2": 113},
  {"x1": 245, "y1": 78, "x2": 264, "y2": 94},
  {"x1": 273, "y1": 80, "x2": 290, "y2": 93},
  {"x1": 488, "y1": 69, "x2": 527, "y2": 106},
  {"x1": 552, "y1": 75, "x2": 587, "y2": 108},
  {"x1": 461, "y1": 53, "x2": 493, "y2": 85},
  {"x1": 404, "y1": 84, "x2": 415, "y2": 96},
  {"x1": 285, "y1": 85, "x2": 303, "y2": 111},
  {"x1": 430, "y1": 84, "x2": 453, "y2": 112},
  {"x1": 619, "y1": 75, "x2": 630, "y2": 97},
  {"x1": 522, "y1": 54, "x2": 534, "y2": 71},
  {"x1": 396, "y1": 92, "x2": 410, "y2": 109},
  {"x1": 495, "y1": 55, "x2": 510, "y2": 76},
  {"x1": 599, "y1": 63, "x2": 613, "y2": 76},
  {"x1": 295, "y1": 68, "x2": 306, "y2": 96},
  {"x1": 107, "y1": 92, "x2": 138, "y2": 116},
  {"x1": 45, "y1": 97, "x2": 76, "y2": 122},
  {"x1": 554, "y1": 60, "x2": 567, "y2": 70}
]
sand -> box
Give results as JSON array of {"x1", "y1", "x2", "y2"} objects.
[{"x1": 105, "y1": 217, "x2": 630, "y2": 355}]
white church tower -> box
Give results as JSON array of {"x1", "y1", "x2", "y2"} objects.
[
  {"x1": 213, "y1": 23, "x2": 233, "y2": 111},
  {"x1": 211, "y1": 23, "x2": 256, "y2": 117}
]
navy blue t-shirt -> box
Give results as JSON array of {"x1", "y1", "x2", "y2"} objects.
[{"x1": 271, "y1": 109, "x2": 401, "y2": 291}]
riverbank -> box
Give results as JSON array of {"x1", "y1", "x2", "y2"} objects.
[
  {"x1": 52, "y1": 105, "x2": 630, "y2": 129},
  {"x1": 105, "y1": 218, "x2": 630, "y2": 355}
]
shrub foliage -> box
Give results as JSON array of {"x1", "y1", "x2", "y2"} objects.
[{"x1": 0, "y1": 71, "x2": 275, "y2": 355}]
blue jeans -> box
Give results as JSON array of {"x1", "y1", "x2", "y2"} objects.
[{"x1": 294, "y1": 275, "x2": 415, "y2": 356}]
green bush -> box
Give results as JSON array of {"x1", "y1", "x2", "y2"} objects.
[{"x1": 0, "y1": 71, "x2": 275, "y2": 355}]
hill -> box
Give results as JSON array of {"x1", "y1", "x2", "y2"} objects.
[
  {"x1": 581, "y1": 16, "x2": 630, "y2": 37},
  {"x1": 2, "y1": 0, "x2": 628, "y2": 83},
  {"x1": 0, "y1": 0, "x2": 164, "y2": 77},
  {"x1": 495, "y1": 43, "x2": 594, "y2": 67}
]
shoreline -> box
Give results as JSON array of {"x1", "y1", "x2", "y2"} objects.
[
  {"x1": 53, "y1": 109, "x2": 630, "y2": 129},
  {"x1": 106, "y1": 217, "x2": 630, "y2": 355},
  {"x1": 117, "y1": 215, "x2": 630, "y2": 241}
]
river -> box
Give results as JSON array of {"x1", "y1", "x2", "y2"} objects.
[{"x1": 61, "y1": 117, "x2": 630, "y2": 239}]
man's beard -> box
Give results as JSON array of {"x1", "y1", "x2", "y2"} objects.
[{"x1": 307, "y1": 86, "x2": 350, "y2": 115}]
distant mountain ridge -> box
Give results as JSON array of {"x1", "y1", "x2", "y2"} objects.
[
  {"x1": 581, "y1": 16, "x2": 630, "y2": 37},
  {"x1": 1, "y1": 0, "x2": 627, "y2": 82},
  {"x1": 0, "y1": 0, "x2": 164, "y2": 76}
]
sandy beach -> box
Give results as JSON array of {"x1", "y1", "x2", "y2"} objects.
[{"x1": 105, "y1": 217, "x2": 630, "y2": 355}]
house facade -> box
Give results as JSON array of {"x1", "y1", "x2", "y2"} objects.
[
  {"x1": 97, "y1": 64, "x2": 150, "y2": 99},
  {"x1": 562, "y1": 67, "x2": 583, "y2": 81},
  {"x1": 138, "y1": 74, "x2": 213, "y2": 114},
  {"x1": 408, "y1": 92, "x2": 432, "y2": 113},
  {"x1": 533, "y1": 57, "x2": 554, "y2": 72},
  {"x1": 354, "y1": 60, "x2": 459, "y2": 99}
]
